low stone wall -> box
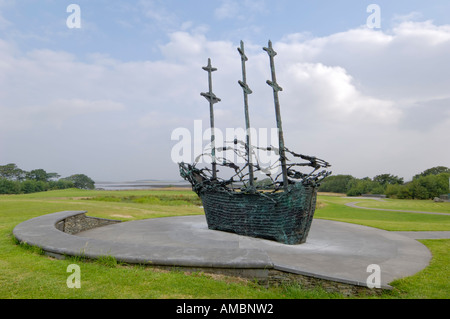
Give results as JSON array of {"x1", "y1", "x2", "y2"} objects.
[
  {"x1": 151, "y1": 265, "x2": 270, "y2": 283},
  {"x1": 146, "y1": 265, "x2": 384, "y2": 296},
  {"x1": 55, "y1": 213, "x2": 121, "y2": 234},
  {"x1": 267, "y1": 269, "x2": 384, "y2": 296}
]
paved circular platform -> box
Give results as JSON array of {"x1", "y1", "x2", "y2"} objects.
[{"x1": 13, "y1": 211, "x2": 434, "y2": 290}]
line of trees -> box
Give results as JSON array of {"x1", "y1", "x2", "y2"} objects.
[
  {"x1": 0, "y1": 163, "x2": 95, "y2": 194},
  {"x1": 318, "y1": 166, "x2": 450, "y2": 200}
]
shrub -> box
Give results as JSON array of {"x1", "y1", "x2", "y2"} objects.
[
  {"x1": 385, "y1": 184, "x2": 403, "y2": 198},
  {"x1": 346, "y1": 178, "x2": 383, "y2": 196},
  {"x1": 318, "y1": 175, "x2": 355, "y2": 193},
  {"x1": 60, "y1": 174, "x2": 95, "y2": 190},
  {"x1": 0, "y1": 178, "x2": 21, "y2": 194},
  {"x1": 20, "y1": 180, "x2": 38, "y2": 194}
]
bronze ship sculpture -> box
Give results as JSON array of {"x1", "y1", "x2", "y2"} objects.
[{"x1": 179, "y1": 40, "x2": 331, "y2": 245}]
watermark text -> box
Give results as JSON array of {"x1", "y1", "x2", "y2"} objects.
[
  {"x1": 66, "y1": 264, "x2": 81, "y2": 288},
  {"x1": 66, "y1": 4, "x2": 81, "y2": 29},
  {"x1": 171, "y1": 120, "x2": 280, "y2": 174},
  {"x1": 366, "y1": 4, "x2": 381, "y2": 29},
  {"x1": 366, "y1": 264, "x2": 381, "y2": 288}
]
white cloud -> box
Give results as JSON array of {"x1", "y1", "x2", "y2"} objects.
[
  {"x1": 138, "y1": 0, "x2": 178, "y2": 30},
  {"x1": 279, "y1": 23, "x2": 450, "y2": 102},
  {"x1": 215, "y1": 0, "x2": 267, "y2": 20},
  {"x1": 392, "y1": 20, "x2": 450, "y2": 44},
  {"x1": 0, "y1": 99, "x2": 125, "y2": 131},
  {"x1": 281, "y1": 62, "x2": 400, "y2": 125},
  {"x1": 0, "y1": 19, "x2": 449, "y2": 181},
  {"x1": 392, "y1": 11, "x2": 423, "y2": 23},
  {"x1": 214, "y1": 0, "x2": 239, "y2": 20}
]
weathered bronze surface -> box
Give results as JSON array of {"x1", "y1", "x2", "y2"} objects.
[
  {"x1": 264, "y1": 40, "x2": 289, "y2": 190},
  {"x1": 200, "y1": 58, "x2": 221, "y2": 180},
  {"x1": 180, "y1": 40, "x2": 331, "y2": 245},
  {"x1": 238, "y1": 40, "x2": 255, "y2": 190}
]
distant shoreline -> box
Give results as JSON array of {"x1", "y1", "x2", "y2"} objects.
[{"x1": 94, "y1": 181, "x2": 191, "y2": 191}]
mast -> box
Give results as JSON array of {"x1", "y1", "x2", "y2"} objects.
[
  {"x1": 263, "y1": 40, "x2": 289, "y2": 190},
  {"x1": 237, "y1": 40, "x2": 255, "y2": 189},
  {"x1": 200, "y1": 58, "x2": 221, "y2": 180}
]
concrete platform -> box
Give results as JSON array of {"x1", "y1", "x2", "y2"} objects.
[{"x1": 13, "y1": 211, "x2": 435, "y2": 292}]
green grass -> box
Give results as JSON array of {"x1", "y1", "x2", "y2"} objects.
[
  {"x1": 387, "y1": 239, "x2": 449, "y2": 299},
  {"x1": 86, "y1": 193, "x2": 203, "y2": 206},
  {"x1": 317, "y1": 196, "x2": 450, "y2": 231},
  {"x1": 348, "y1": 198, "x2": 450, "y2": 214},
  {"x1": 0, "y1": 189, "x2": 449, "y2": 299}
]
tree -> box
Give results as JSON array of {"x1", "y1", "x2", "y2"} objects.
[
  {"x1": 318, "y1": 175, "x2": 355, "y2": 193},
  {"x1": 373, "y1": 174, "x2": 404, "y2": 186},
  {"x1": 418, "y1": 173, "x2": 449, "y2": 198},
  {"x1": 26, "y1": 169, "x2": 49, "y2": 182},
  {"x1": 21, "y1": 180, "x2": 38, "y2": 194},
  {"x1": 46, "y1": 172, "x2": 61, "y2": 181},
  {"x1": 0, "y1": 163, "x2": 26, "y2": 181},
  {"x1": 0, "y1": 163, "x2": 95, "y2": 194},
  {"x1": 26, "y1": 169, "x2": 60, "y2": 182},
  {"x1": 345, "y1": 176, "x2": 388, "y2": 197},
  {"x1": 397, "y1": 173, "x2": 449, "y2": 199},
  {"x1": 397, "y1": 184, "x2": 413, "y2": 199},
  {"x1": 347, "y1": 178, "x2": 380, "y2": 196},
  {"x1": 48, "y1": 179, "x2": 75, "y2": 190},
  {"x1": 385, "y1": 184, "x2": 403, "y2": 198},
  {"x1": 0, "y1": 178, "x2": 20, "y2": 194},
  {"x1": 413, "y1": 166, "x2": 450, "y2": 180},
  {"x1": 61, "y1": 174, "x2": 95, "y2": 190}
]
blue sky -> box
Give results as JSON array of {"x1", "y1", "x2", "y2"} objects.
[
  {"x1": 4, "y1": 1, "x2": 450, "y2": 61},
  {"x1": 0, "y1": 1, "x2": 449, "y2": 182}
]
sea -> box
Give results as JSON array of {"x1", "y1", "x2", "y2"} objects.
[{"x1": 94, "y1": 180, "x2": 190, "y2": 191}]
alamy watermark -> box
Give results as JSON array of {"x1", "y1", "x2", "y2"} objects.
[
  {"x1": 366, "y1": 264, "x2": 381, "y2": 289},
  {"x1": 66, "y1": 264, "x2": 81, "y2": 289},
  {"x1": 366, "y1": 4, "x2": 381, "y2": 29},
  {"x1": 171, "y1": 120, "x2": 281, "y2": 174},
  {"x1": 66, "y1": 4, "x2": 81, "y2": 29}
]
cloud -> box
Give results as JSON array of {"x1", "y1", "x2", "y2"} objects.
[
  {"x1": 214, "y1": 0, "x2": 238, "y2": 20},
  {"x1": 0, "y1": 19, "x2": 449, "y2": 181},
  {"x1": 138, "y1": 0, "x2": 179, "y2": 31},
  {"x1": 214, "y1": 0, "x2": 267, "y2": 20},
  {"x1": 392, "y1": 11, "x2": 423, "y2": 23},
  {"x1": 392, "y1": 20, "x2": 450, "y2": 44},
  {"x1": 280, "y1": 62, "x2": 400, "y2": 125},
  {"x1": 0, "y1": 12, "x2": 10, "y2": 30},
  {"x1": 0, "y1": 99, "x2": 125, "y2": 132},
  {"x1": 279, "y1": 22, "x2": 450, "y2": 101}
]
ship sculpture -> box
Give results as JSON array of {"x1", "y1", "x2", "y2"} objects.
[{"x1": 179, "y1": 40, "x2": 331, "y2": 245}]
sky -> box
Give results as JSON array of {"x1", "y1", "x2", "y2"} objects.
[{"x1": 0, "y1": 0, "x2": 449, "y2": 183}]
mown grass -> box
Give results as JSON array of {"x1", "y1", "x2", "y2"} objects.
[
  {"x1": 387, "y1": 239, "x2": 449, "y2": 299},
  {"x1": 85, "y1": 193, "x2": 203, "y2": 206},
  {"x1": 316, "y1": 196, "x2": 450, "y2": 231},
  {"x1": 1, "y1": 189, "x2": 449, "y2": 299},
  {"x1": 348, "y1": 198, "x2": 450, "y2": 214},
  {"x1": 1, "y1": 234, "x2": 343, "y2": 299}
]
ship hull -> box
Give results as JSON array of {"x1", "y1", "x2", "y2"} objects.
[{"x1": 198, "y1": 183, "x2": 317, "y2": 245}]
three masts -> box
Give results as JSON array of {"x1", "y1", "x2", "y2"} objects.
[
  {"x1": 180, "y1": 40, "x2": 331, "y2": 244},
  {"x1": 201, "y1": 40, "x2": 291, "y2": 191}
]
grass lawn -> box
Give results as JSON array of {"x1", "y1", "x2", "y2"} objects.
[
  {"x1": 0, "y1": 189, "x2": 449, "y2": 299},
  {"x1": 316, "y1": 197, "x2": 450, "y2": 231},
  {"x1": 344, "y1": 197, "x2": 450, "y2": 214}
]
